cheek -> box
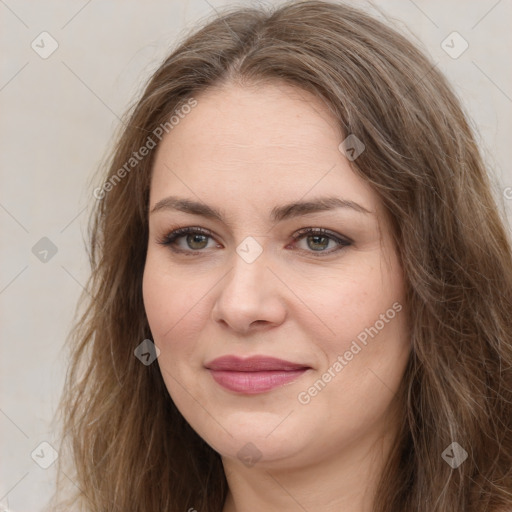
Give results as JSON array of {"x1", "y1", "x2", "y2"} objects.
[
  {"x1": 307, "y1": 257, "x2": 406, "y2": 362},
  {"x1": 142, "y1": 255, "x2": 212, "y2": 345},
  {"x1": 142, "y1": 258, "x2": 210, "y2": 398}
]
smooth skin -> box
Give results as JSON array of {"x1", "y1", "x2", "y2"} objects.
[{"x1": 142, "y1": 81, "x2": 411, "y2": 512}]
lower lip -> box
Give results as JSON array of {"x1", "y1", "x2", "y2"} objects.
[{"x1": 208, "y1": 369, "x2": 309, "y2": 394}]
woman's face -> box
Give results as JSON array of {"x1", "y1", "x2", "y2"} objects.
[{"x1": 143, "y1": 81, "x2": 410, "y2": 470}]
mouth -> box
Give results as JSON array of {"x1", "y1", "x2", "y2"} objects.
[{"x1": 205, "y1": 355, "x2": 311, "y2": 394}]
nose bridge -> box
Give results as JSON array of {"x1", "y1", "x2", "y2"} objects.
[
  {"x1": 212, "y1": 239, "x2": 286, "y2": 331},
  {"x1": 226, "y1": 239, "x2": 269, "y2": 295}
]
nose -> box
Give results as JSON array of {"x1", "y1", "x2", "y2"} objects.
[{"x1": 211, "y1": 248, "x2": 287, "y2": 334}]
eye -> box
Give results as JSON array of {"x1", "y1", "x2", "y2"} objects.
[
  {"x1": 157, "y1": 226, "x2": 352, "y2": 257},
  {"x1": 157, "y1": 226, "x2": 219, "y2": 254},
  {"x1": 289, "y1": 227, "x2": 352, "y2": 256}
]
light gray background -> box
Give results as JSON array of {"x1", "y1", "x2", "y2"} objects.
[{"x1": 1, "y1": 1, "x2": 511, "y2": 510}]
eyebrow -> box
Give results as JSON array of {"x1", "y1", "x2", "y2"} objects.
[{"x1": 150, "y1": 195, "x2": 373, "y2": 222}]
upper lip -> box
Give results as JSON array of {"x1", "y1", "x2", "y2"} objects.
[{"x1": 205, "y1": 355, "x2": 310, "y2": 372}]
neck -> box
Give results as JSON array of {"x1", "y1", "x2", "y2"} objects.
[{"x1": 221, "y1": 411, "x2": 401, "y2": 512}]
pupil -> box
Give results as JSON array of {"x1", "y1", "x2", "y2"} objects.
[{"x1": 308, "y1": 235, "x2": 328, "y2": 251}]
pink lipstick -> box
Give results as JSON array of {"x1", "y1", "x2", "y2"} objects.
[{"x1": 205, "y1": 355, "x2": 310, "y2": 394}]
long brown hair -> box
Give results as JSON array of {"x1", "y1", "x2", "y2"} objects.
[{"x1": 49, "y1": 1, "x2": 512, "y2": 511}]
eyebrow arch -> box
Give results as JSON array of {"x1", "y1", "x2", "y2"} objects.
[{"x1": 150, "y1": 195, "x2": 373, "y2": 222}]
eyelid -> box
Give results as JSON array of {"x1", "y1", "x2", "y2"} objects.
[
  {"x1": 287, "y1": 227, "x2": 352, "y2": 256},
  {"x1": 157, "y1": 225, "x2": 352, "y2": 256},
  {"x1": 156, "y1": 226, "x2": 217, "y2": 253},
  {"x1": 290, "y1": 227, "x2": 353, "y2": 245}
]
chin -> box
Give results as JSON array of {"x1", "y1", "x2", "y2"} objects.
[{"x1": 197, "y1": 421, "x2": 309, "y2": 468}]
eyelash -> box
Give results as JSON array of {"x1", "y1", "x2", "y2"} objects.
[{"x1": 156, "y1": 226, "x2": 352, "y2": 257}]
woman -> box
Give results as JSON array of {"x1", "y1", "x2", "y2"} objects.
[{"x1": 50, "y1": 1, "x2": 512, "y2": 511}]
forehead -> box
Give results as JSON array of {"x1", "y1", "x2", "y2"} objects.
[{"x1": 150, "y1": 81, "x2": 379, "y2": 216}]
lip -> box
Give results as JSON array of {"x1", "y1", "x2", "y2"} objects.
[
  {"x1": 205, "y1": 355, "x2": 310, "y2": 371},
  {"x1": 205, "y1": 356, "x2": 311, "y2": 394}
]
